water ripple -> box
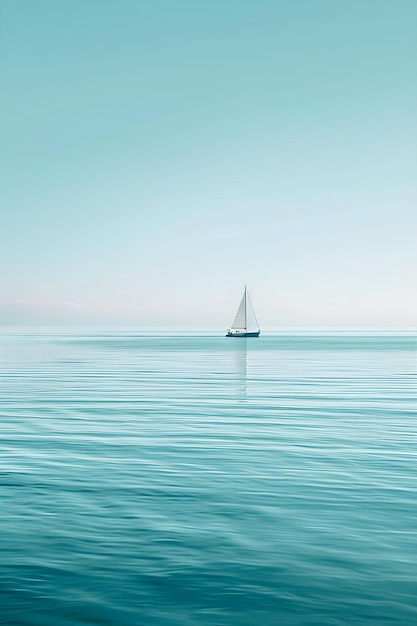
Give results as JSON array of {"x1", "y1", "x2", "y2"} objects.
[{"x1": 0, "y1": 331, "x2": 416, "y2": 625}]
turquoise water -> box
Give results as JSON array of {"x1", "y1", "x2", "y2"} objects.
[{"x1": 1, "y1": 330, "x2": 416, "y2": 625}]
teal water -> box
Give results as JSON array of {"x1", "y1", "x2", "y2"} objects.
[{"x1": 1, "y1": 330, "x2": 416, "y2": 625}]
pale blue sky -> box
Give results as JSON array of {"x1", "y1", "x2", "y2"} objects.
[{"x1": 1, "y1": 0, "x2": 416, "y2": 327}]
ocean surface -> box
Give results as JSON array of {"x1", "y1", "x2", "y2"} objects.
[{"x1": 1, "y1": 329, "x2": 416, "y2": 626}]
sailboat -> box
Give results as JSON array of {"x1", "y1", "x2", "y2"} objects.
[{"x1": 226, "y1": 286, "x2": 261, "y2": 337}]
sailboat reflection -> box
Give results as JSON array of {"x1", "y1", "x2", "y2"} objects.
[{"x1": 232, "y1": 338, "x2": 248, "y2": 403}]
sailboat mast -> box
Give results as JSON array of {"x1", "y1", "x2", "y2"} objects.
[{"x1": 244, "y1": 285, "x2": 247, "y2": 329}]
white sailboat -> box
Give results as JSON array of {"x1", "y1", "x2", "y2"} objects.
[{"x1": 226, "y1": 286, "x2": 261, "y2": 337}]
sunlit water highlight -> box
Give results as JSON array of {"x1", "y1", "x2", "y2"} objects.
[{"x1": 1, "y1": 330, "x2": 416, "y2": 625}]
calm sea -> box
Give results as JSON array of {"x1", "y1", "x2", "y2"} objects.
[{"x1": 1, "y1": 330, "x2": 416, "y2": 625}]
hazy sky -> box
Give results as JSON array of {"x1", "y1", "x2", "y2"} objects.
[{"x1": 1, "y1": 0, "x2": 416, "y2": 327}]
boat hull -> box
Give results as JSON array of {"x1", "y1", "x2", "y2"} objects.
[{"x1": 226, "y1": 331, "x2": 260, "y2": 337}]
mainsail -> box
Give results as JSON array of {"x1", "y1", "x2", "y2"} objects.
[{"x1": 230, "y1": 286, "x2": 260, "y2": 333}]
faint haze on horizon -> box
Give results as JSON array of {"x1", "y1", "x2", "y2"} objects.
[{"x1": 1, "y1": 0, "x2": 416, "y2": 328}]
